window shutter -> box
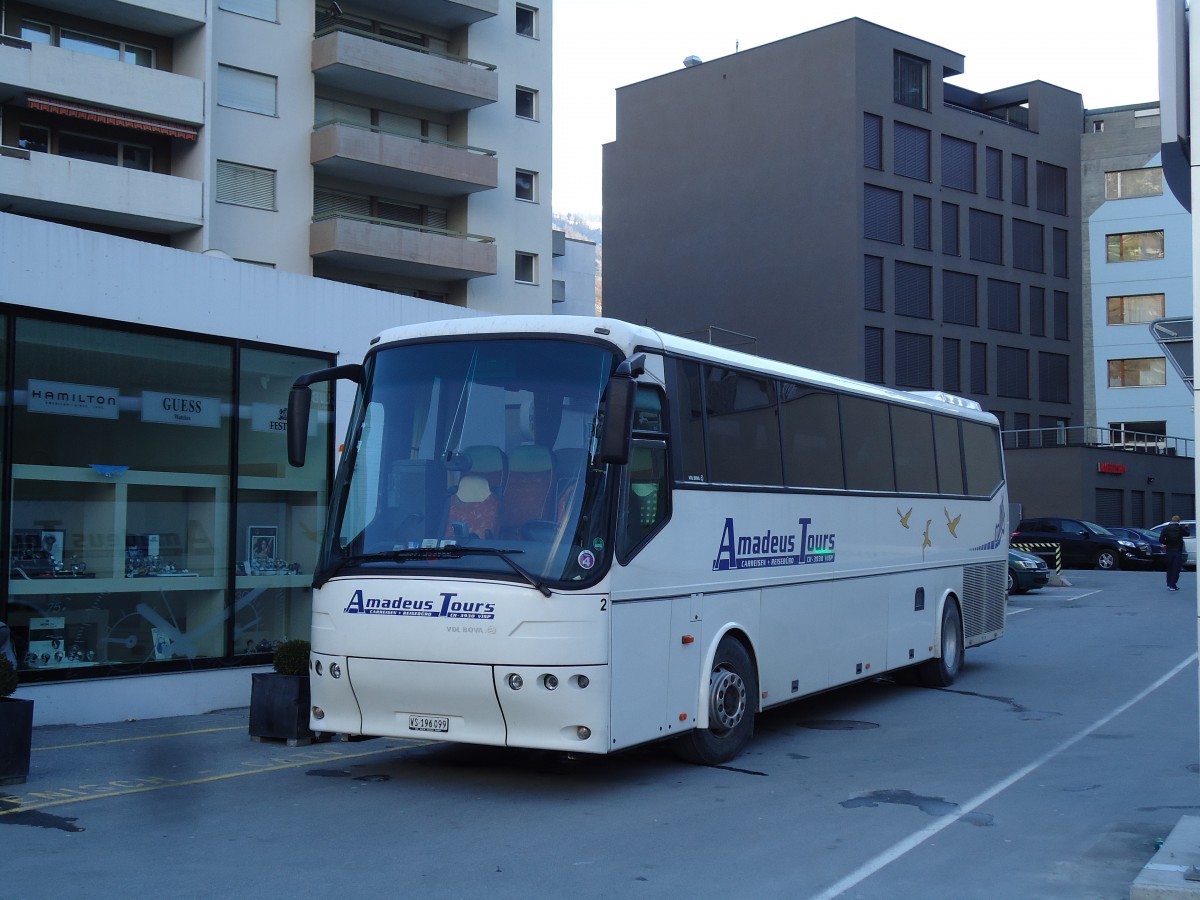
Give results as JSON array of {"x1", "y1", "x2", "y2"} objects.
[
  {"x1": 216, "y1": 161, "x2": 275, "y2": 209},
  {"x1": 218, "y1": 65, "x2": 277, "y2": 115},
  {"x1": 894, "y1": 122, "x2": 931, "y2": 181},
  {"x1": 864, "y1": 185, "x2": 902, "y2": 243}
]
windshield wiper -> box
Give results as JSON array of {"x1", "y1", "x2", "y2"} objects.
[{"x1": 341, "y1": 546, "x2": 551, "y2": 597}]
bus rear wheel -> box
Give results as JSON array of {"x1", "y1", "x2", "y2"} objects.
[
  {"x1": 675, "y1": 636, "x2": 757, "y2": 765},
  {"x1": 917, "y1": 600, "x2": 963, "y2": 688}
]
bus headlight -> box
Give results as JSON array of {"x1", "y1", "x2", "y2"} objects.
[
  {"x1": 577, "y1": 726, "x2": 591, "y2": 740},
  {"x1": 543, "y1": 674, "x2": 558, "y2": 690},
  {"x1": 577, "y1": 674, "x2": 590, "y2": 689},
  {"x1": 329, "y1": 663, "x2": 341, "y2": 679},
  {"x1": 507, "y1": 673, "x2": 524, "y2": 690}
]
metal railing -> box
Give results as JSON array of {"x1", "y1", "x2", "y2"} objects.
[
  {"x1": 311, "y1": 210, "x2": 495, "y2": 244},
  {"x1": 1002, "y1": 425, "x2": 1193, "y2": 458},
  {"x1": 313, "y1": 24, "x2": 497, "y2": 71},
  {"x1": 313, "y1": 118, "x2": 496, "y2": 157}
]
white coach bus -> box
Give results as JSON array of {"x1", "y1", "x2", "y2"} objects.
[{"x1": 287, "y1": 316, "x2": 1008, "y2": 765}]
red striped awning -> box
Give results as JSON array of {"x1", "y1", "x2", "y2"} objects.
[{"x1": 27, "y1": 95, "x2": 199, "y2": 140}]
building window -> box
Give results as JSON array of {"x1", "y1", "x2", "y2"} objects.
[
  {"x1": 913, "y1": 196, "x2": 932, "y2": 250},
  {"x1": 1105, "y1": 167, "x2": 1164, "y2": 200},
  {"x1": 864, "y1": 255, "x2": 883, "y2": 311},
  {"x1": 1012, "y1": 219, "x2": 1044, "y2": 273},
  {"x1": 1052, "y1": 291, "x2": 1069, "y2": 340},
  {"x1": 970, "y1": 342, "x2": 987, "y2": 395},
  {"x1": 997, "y1": 346, "x2": 1029, "y2": 399},
  {"x1": 1092, "y1": 120, "x2": 1104, "y2": 133},
  {"x1": 515, "y1": 251, "x2": 537, "y2": 284},
  {"x1": 985, "y1": 147, "x2": 1003, "y2": 200},
  {"x1": 969, "y1": 209, "x2": 1003, "y2": 264},
  {"x1": 864, "y1": 185, "x2": 902, "y2": 243},
  {"x1": 216, "y1": 160, "x2": 276, "y2": 210},
  {"x1": 895, "y1": 332, "x2": 932, "y2": 388},
  {"x1": 1012, "y1": 155, "x2": 1028, "y2": 206},
  {"x1": 895, "y1": 261, "x2": 932, "y2": 318},
  {"x1": 218, "y1": 65, "x2": 278, "y2": 116},
  {"x1": 1108, "y1": 358, "x2": 1167, "y2": 388},
  {"x1": 1036, "y1": 161, "x2": 1068, "y2": 215},
  {"x1": 894, "y1": 122, "x2": 931, "y2": 181},
  {"x1": 59, "y1": 132, "x2": 152, "y2": 171},
  {"x1": 943, "y1": 338, "x2": 961, "y2": 392},
  {"x1": 24, "y1": 20, "x2": 155, "y2": 67},
  {"x1": 864, "y1": 113, "x2": 882, "y2": 169},
  {"x1": 515, "y1": 169, "x2": 537, "y2": 202},
  {"x1": 987, "y1": 279, "x2": 1021, "y2": 333},
  {"x1": 894, "y1": 52, "x2": 929, "y2": 110},
  {"x1": 1030, "y1": 287, "x2": 1045, "y2": 337},
  {"x1": 516, "y1": 4, "x2": 537, "y2": 38},
  {"x1": 942, "y1": 136, "x2": 976, "y2": 192},
  {"x1": 1052, "y1": 228, "x2": 1069, "y2": 278},
  {"x1": 516, "y1": 87, "x2": 538, "y2": 120},
  {"x1": 17, "y1": 124, "x2": 48, "y2": 153},
  {"x1": 1106, "y1": 231, "x2": 1164, "y2": 262},
  {"x1": 941, "y1": 202, "x2": 959, "y2": 255},
  {"x1": 864, "y1": 327, "x2": 884, "y2": 383},
  {"x1": 219, "y1": 0, "x2": 277, "y2": 20},
  {"x1": 942, "y1": 270, "x2": 977, "y2": 326},
  {"x1": 1039, "y1": 353, "x2": 1070, "y2": 403},
  {"x1": 1107, "y1": 293, "x2": 1165, "y2": 325}
]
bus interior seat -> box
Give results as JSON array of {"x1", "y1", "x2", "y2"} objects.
[
  {"x1": 500, "y1": 444, "x2": 553, "y2": 537},
  {"x1": 461, "y1": 445, "x2": 508, "y2": 493},
  {"x1": 445, "y1": 474, "x2": 499, "y2": 541}
]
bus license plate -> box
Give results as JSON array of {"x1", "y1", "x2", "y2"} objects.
[{"x1": 409, "y1": 715, "x2": 449, "y2": 733}]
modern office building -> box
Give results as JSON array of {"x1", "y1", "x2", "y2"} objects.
[
  {"x1": 1081, "y1": 103, "x2": 1194, "y2": 454},
  {"x1": 603, "y1": 18, "x2": 1085, "y2": 451},
  {"x1": 0, "y1": 0, "x2": 555, "y2": 724}
]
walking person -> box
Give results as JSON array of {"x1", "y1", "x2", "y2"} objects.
[{"x1": 1161, "y1": 515, "x2": 1189, "y2": 591}]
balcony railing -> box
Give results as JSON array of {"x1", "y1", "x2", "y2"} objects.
[
  {"x1": 313, "y1": 118, "x2": 495, "y2": 156},
  {"x1": 311, "y1": 210, "x2": 494, "y2": 243},
  {"x1": 314, "y1": 24, "x2": 496, "y2": 71},
  {"x1": 1003, "y1": 426, "x2": 1193, "y2": 459}
]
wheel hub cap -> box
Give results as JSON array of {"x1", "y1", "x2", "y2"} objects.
[{"x1": 710, "y1": 666, "x2": 746, "y2": 732}]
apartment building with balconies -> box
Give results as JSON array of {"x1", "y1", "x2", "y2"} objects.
[{"x1": 0, "y1": 0, "x2": 556, "y2": 725}]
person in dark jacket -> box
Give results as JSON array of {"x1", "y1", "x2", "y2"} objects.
[{"x1": 1161, "y1": 515, "x2": 1189, "y2": 591}]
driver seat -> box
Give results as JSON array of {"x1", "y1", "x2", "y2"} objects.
[{"x1": 445, "y1": 475, "x2": 499, "y2": 541}]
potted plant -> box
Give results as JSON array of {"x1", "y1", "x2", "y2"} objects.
[
  {"x1": 0, "y1": 655, "x2": 34, "y2": 785},
  {"x1": 248, "y1": 639, "x2": 314, "y2": 746}
]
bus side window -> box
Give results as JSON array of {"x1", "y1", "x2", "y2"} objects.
[{"x1": 619, "y1": 442, "x2": 669, "y2": 560}]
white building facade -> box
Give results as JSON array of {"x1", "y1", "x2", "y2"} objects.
[{"x1": 0, "y1": 0, "x2": 555, "y2": 724}]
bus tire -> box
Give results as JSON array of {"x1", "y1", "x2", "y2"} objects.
[
  {"x1": 917, "y1": 599, "x2": 963, "y2": 688},
  {"x1": 675, "y1": 636, "x2": 757, "y2": 765}
]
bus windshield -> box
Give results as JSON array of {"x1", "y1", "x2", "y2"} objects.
[{"x1": 317, "y1": 337, "x2": 618, "y2": 589}]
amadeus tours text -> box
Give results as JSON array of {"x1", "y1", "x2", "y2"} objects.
[
  {"x1": 343, "y1": 590, "x2": 496, "y2": 619},
  {"x1": 712, "y1": 517, "x2": 835, "y2": 571}
]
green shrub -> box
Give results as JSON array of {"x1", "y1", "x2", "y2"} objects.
[
  {"x1": 0, "y1": 656, "x2": 18, "y2": 697},
  {"x1": 273, "y1": 639, "x2": 311, "y2": 677}
]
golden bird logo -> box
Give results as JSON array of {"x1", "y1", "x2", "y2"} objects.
[
  {"x1": 922, "y1": 520, "x2": 933, "y2": 558},
  {"x1": 897, "y1": 507, "x2": 913, "y2": 529},
  {"x1": 944, "y1": 507, "x2": 961, "y2": 537}
]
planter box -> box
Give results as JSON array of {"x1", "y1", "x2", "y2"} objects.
[
  {"x1": 0, "y1": 696, "x2": 34, "y2": 785},
  {"x1": 249, "y1": 673, "x2": 313, "y2": 746}
]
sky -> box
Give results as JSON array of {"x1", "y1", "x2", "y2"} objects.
[{"x1": 551, "y1": 0, "x2": 1162, "y2": 216}]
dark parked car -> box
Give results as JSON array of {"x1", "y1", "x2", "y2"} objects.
[
  {"x1": 1011, "y1": 517, "x2": 1154, "y2": 570},
  {"x1": 1107, "y1": 527, "x2": 1168, "y2": 570},
  {"x1": 1007, "y1": 548, "x2": 1050, "y2": 594}
]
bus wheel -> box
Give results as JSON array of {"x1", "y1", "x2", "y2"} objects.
[
  {"x1": 676, "y1": 637, "x2": 757, "y2": 765},
  {"x1": 918, "y1": 600, "x2": 963, "y2": 688}
]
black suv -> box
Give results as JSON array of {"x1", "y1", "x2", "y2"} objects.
[{"x1": 1011, "y1": 517, "x2": 1154, "y2": 570}]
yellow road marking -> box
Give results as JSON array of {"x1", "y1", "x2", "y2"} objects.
[
  {"x1": 35, "y1": 725, "x2": 245, "y2": 751},
  {"x1": 1, "y1": 740, "x2": 422, "y2": 816}
]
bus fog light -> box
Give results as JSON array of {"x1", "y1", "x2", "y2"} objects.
[
  {"x1": 507, "y1": 673, "x2": 524, "y2": 690},
  {"x1": 543, "y1": 674, "x2": 558, "y2": 690},
  {"x1": 577, "y1": 674, "x2": 589, "y2": 689},
  {"x1": 312, "y1": 706, "x2": 325, "y2": 720},
  {"x1": 329, "y1": 663, "x2": 341, "y2": 679},
  {"x1": 314, "y1": 660, "x2": 323, "y2": 676},
  {"x1": 577, "y1": 726, "x2": 591, "y2": 740}
]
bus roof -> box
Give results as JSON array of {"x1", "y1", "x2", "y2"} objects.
[{"x1": 369, "y1": 315, "x2": 998, "y2": 426}]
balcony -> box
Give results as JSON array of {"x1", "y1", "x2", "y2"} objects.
[
  {"x1": 0, "y1": 41, "x2": 204, "y2": 130},
  {"x1": 0, "y1": 146, "x2": 203, "y2": 233},
  {"x1": 310, "y1": 213, "x2": 496, "y2": 281},
  {"x1": 350, "y1": 0, "x2": 497, "y2": 29},
  {"x1": 16, "y1": 0, "x2": 205, "y2": 37},
  {"x1": 312, "y1": 27, "x2": 497, "y2": 112},
  {"x1": 311, "y1": 121, "x2": 497, "y2": 196}
]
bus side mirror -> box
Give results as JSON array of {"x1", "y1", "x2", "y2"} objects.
[
  {"x1": 288, "y1": 385, "x2": 312, "y2": 468},
  {"x1": 600, "y1": 354, "x2": 646, "y2": 465}
]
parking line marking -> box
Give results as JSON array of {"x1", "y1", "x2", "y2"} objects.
[
  {"x1": 811, "y1": 651, "x2": 1198, "y2": 900},
  {"x1": 35, "y1": 725, "x2": 245, "y2": 752},
  {"x1": 0, "y1": 741, "x2": 422, "y2": 816}
]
